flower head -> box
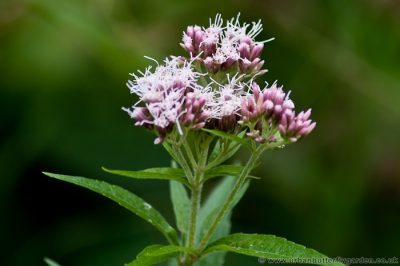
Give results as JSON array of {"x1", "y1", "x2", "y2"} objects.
[
  {"x1": 124, "y1": 57, "x2": 205, "y2": 143},
  {"x1": 182, "y1": 13, "x2": 272, "y2": 75},
  {"x1": 279, "y1": 109, "x2": 316, "y2": 142},
  {"x1": 126, "y1": 14, "x2": 315, "y2": 145},
  {"x1": 240, "y1": 81, "x2": 309, "y2": 143},
  {"x1": 240, "y1": 82, "x2": 294, "y2": 123},
  {"x1": 210, "y1": 75, "x2": 245, "y2": 117}
]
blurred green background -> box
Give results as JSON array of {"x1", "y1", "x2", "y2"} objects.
[{"x1": 1, "y1": 0, "x2": 399, "y2": 265}]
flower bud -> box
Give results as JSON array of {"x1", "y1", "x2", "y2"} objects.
[
  {"x1": 180, "y1": 92, "x2": 209, "y2": 129},
  {"x1": 278, "y1": 109, "x2": 316, "y2": 142},
  {"x1": 250, "y1": 43, "x2": 264, "y2": 60},
  {"x1": 181, "y1": 25, "x2": 205, "y2": 56}
]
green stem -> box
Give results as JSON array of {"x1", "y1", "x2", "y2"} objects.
[
  {"x1": 173, "y1": 144, "x2": 194, "y2": 182},
  {"x1": 197, "y1": 145, "x2": 265, "y2": 252},
  {"x1": 183, "y1": 139, "x2": 198, "y2": 169},
  {"x1": 187, "y1": 185, "x2": 202, "y2": 249},
  {"x1": 186, "y1": 136, "x2": 212, "y2": 248},
  {"x1": 198, "y1": 135, "x2": 213, "y2": 175},
  {"x1": 184, "y1": 134, "x2": 213, "y2": 265}
]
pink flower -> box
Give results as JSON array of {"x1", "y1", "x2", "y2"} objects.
[
  {"x1": 181, "y1": 14, "x2": 273, "y2": 74},
  {"x1": 279, "y1": 109, "x2": 316, "y2": 142},
  {"x1": 240, "y1": 82, "x2": 294, "y2": 123},
  {"x1": 181, "y1": 26, "x2": 205, "y2": 56},
  {"x1": 180, "y1": 92, "x2": 209, "y2": 129},
  {"x1": 125, "y1": 14, "x2": 316, "y2": 145},
  {"x1": 124, "y1": 57, "x2": 202, "y2": 143}
]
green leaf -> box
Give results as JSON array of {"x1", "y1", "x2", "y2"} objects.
[
  {"x1": 194, "y1": 252, "x2": 226, "y2": 266},
  {"x1": 125, "y1": 244, "x2": 188, "y2": 266},
  {"x1": 201, "y1": 128, "x2": 252, "y2": 151},
  {"x1": 198, "y1": 178, "x2": 250, "y2": 243},
  {"x1": 170, "y1": 180, "x2": 190, "y2": 236},
  {"x1": 205, "y1": 165, "x2": 242, "y2": 179},
  {"x1": 43, "y1": 172, "x2": 178, "y2": 245},
  {"x1": 167, "y1": 259, "x2": 179, "y2": 266},
  {"x1": 204, "y1": 165, "x2": 260, "y2": 181},
  {"x1": 208, "y1": 142, "x2": 242, "y2": 169},
  {"x1": 208, "y1": 138, "x2": 223, "y2": 162},
  {"x1": 197, "y1": 177, "x2": 236, "y2": 240},
  {"x1": 102, "y1": 167, "x2": 188, "y2": 186},
  {"x1": 162, "y1": 142, "x2": 181, "y2": 164},
  {"x1": 44, "y1": 257, "x2": 61, "y2": 266},
  {"x1": 204, "y1": 234, "x2": 345, "y2": 266},
  {"x1": 196, "y1": 177, "x2": 251, "y2": 266},
  {"x1": 207, "y1": 131, "x2": 246, "y2": 169}
]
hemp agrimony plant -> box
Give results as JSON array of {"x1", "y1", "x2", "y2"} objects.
[{"x1": 44, "y1": 14, "x2": 344, "y2": 266}]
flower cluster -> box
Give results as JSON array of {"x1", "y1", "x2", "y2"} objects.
[
  {"x1": 124, "y1": 14, "x2": 315, "y2": 145},
  {"x1": 123, "y1": 57, "x2": 209, "y2": 144},
  {"x1": 240, "y1": 82, "x2": 315, "y2": 143},
  {"x1": 181, "y1": 14, "x2": 270, "y2": 74}
]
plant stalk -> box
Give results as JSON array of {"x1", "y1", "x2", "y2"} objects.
[
  {"x1": 197, "y1": 145, "x2": 265, "y2": 252},
  {"x1": 184, "y1": 134, "x2": 214, "y2": 265},
  {"x1": 187, "y1": 185, "x2": 202, "y2": 247}
]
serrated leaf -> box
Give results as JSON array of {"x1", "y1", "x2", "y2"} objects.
[
  {"x1": 44, "y1": 257, "x2": 61, "y2": 266},
  {"x1": 204, "y1": 233, "x2": 345, "y2": 266},
  {"x1": 102, "y1": 167, "x2": 188, "y2": 186},
  {"x1": 126, "y1": 244, "x2": 188, "y2": 266},
  {"x1": 204, "y1": 165, "x2": 260, "y2": 181},
  {"x1": 43, "y1": 172, "x2": 178, "y2": 245},
  {"x1": 170, "y1": 180, "x2": 190, "y2": 236},
  {"x1": 201, "y1": 128, "x2": 252, "y2": 151}
]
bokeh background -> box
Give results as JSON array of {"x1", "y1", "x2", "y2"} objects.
[{"x1": 1, "y1": 0, "x2": 399, "y2": 265}]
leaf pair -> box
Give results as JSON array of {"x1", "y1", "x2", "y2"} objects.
[
  {"x1": 127, "y1": 234, "x2": 345, "y2": 266},
  {"x1": 126, "y1": 175, "x2": 345, "y2": 266},
  {"x1": 43, "y1": 172, "x2": 345, "y2": 266}
]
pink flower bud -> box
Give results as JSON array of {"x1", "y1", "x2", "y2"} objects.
[
  {"x1": 278, "y1": 109, "x2": 316, "y2": 142},
  {"x1": 250, "y1": 43, "x2": 264, "y2": 60},
  {"x1": 154, "y1": 136, "x2": 164, "y2": 145},
  {"x1": 240, "y1": 36, "x2": 253, "y2": 45},
  {"x1": 238, "y1": 43, "x2": 251, "y2": 58},
  {"x1": 181, "y1": 25, "x2": 205, "y2": 56}
]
